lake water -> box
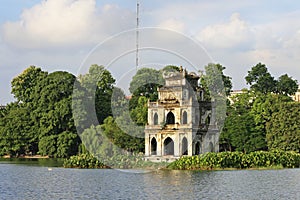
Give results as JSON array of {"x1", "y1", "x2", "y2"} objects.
[{"x1": 0, "y1": 160, "x2": 300, "y2": 200}]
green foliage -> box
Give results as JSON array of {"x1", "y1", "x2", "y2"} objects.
[
  {"x1": 130, "y1": 96, "x2": 148, "y2": 125},
  {"x1": 161, "y1": 65, "x2": 180, "y2": 73},
  {"x1": 276, "y1": 74, "x2": 298, "y2": 95},
  {"x1": 79, "y1": 115, "x2": 144, "y2": 161},
  {"x1": 2, "y1": 62, "x2": 300, "y2": 162},
  {"x1": 80, "y1": 124, "x2": 114, "y2": 158},
  {"x1": 56, "y1": 131, "x2": 80, "y2": 157},
  {"x1": 168, "y1": 151, "x2": 300, "y2": 170},
  {"x1": 38, "y1": 135, "x2": 57, "y2": 157},
  {"x1": 200, "y1": 63, "x2": 229, "y2": 130},
  {"x1": 221, "y1": 89, "x2": 269, "y2": 152},
  {"x1": 79, "y1": 64, "x2": 116, "y2": 124},
  {"x1": 101, "y1": 116, "x2": 144, "y2": 153},
  {"x1": 63, "y1": 153, "x2": 168, "y2": 169},
  {"x1": 11, "y1": 66, "x2": 48, "y2": 103},
  {"x1": 266, "y1": 102, "x2": 300, "y2": 152},
  {"x1": 0, "y1": 103, "x2": 37, "y2": 156},
  {"x1": 222, "y1": 81, "x2": 297, "y2": 153},
  {"x1": 245, "y1": 63, "x2": 276, "y2": 94},
  {"x1": 63, "y1": 154, "x2": 109, "y2": 168},
  {"x1": 38, "y1": 131, "x2": 79, "y2": 158},
  {"x1": 221, "y1": 110, "x2": 265, "y2": 153},
  {"x1": 0, "y1": 67, "x2": 80, "y2": 158},
  {"x1": 129, "y1": 68, "x2": 164, "y2": 100},
  {"x1": 201, "y1": 63, "x2": 232, "y2": 98},
  {"x1": 245, "y1": 63, "x2": 298, "y2": 95}
]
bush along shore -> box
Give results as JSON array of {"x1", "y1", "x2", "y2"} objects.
[
  {"x1": 63, "y1": 153, "x2": 168, "y2": 169},
  {"x1": 64, "y1": 151, "x2": 300, "y2": 170},
  {"x1": 167, "y1": 151, "x2": 300, "y2": 170}
]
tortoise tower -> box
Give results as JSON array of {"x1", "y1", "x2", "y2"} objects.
[{"x1": 144, "y1": 68, "x2": 219, "y2": 162}]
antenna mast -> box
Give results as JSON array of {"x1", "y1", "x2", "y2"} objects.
[{"x1": 136, "y1": 0, "x2": 140, "y2": 71}]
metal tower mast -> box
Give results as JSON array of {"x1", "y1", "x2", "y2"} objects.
[{"x1": 136, "y1": 0, "x2": 140, "y2": 71}]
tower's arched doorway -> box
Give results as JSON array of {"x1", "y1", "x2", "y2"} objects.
[
  {"x1": 195, "y1": 141, "x2": 201, "y2": 155},
  {"x1": 182, "y1": 137, "x2": 188, "y2": 155},
  {"x1": 182, "y1": 111, "x2": 187, "y2": 124},
  {"x1": 209, "y1": 142, "x2": 214, "y2": 152},
  {"x1": 151, "y1": 137, "x2": 157, "y2": 155},
  {"x1": 206, "y1": 115, "x2": 211, "y2": 125},
  {"x1": 164, "y1": 137, "x2": 174, "y2": 155},
  {"x1": 166, "y1": 112, "x2": 175, "y2": 124},
  {"x1": 153, "y1": 113, "x2": 158, "y2": 125}
]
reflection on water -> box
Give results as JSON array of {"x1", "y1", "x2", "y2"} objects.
[
  {"x1": 0, "y1": 158, "x2": 64, "y2": 167},
  {"x1": 0, "y1": 162, "x2": 300, "y2": 199}
]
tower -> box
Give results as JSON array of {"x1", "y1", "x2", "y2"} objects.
[{"x1": 144, "y1": 68, "x2": 219, "y2": 162}]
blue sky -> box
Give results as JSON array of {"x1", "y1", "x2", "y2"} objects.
[{"x1": 0, "y1": 0, "x2": 300, "y2": 104}]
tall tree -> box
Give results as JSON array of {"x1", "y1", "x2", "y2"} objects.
[
  {"x1": 201, "y1": 63, "x2": 232, "y2": 98},
  {"x1": 245, "y1": 63, "x2": 276, "y2": 94},
  {"x1": 79, "y1": 64, "x2": 115, "y2": 125},
  {"x1": 11, "y1": 66, "x2": 47, "y2": 103},
  {"x1": 130, "y1": 96, "x2": 148, "y2": 126},
  {"x1": 129, "y1": 68, "x2": 164, "y2": 101},
  {"x1": 30, "y1": 71, "x2": 80, "y2": 157},
  {"x1": 276, "y1": 74, "x2": 298, "y2": 95},
  {"x1": 220, "y1": 90, "x2": 266, "y2": 152},
  {"x1": 0, "y1": 103, "x2": 36, "y2": 156},
  {"x1": 250, "y1": 93, "x2": 293, "y2": 146},
  {"x1": 222, "y1": 111, "x2": 260, "y2": 153}
]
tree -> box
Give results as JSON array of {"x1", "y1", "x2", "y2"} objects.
[
  {"x1": 266, "y1": 102, "x2": 300, "y2": 152},
  {"x1": 29, "y1": 71, "x2": 80, "y2": 157},
  {"x1": 79, "y1": 64, "x2": 115, "y2": 124},
  {"x1": 102, "y1": 116, "x2": 144, "y2": 153},
  {"x1": 56, "y1": 131, "x2": 79, "y2": 157},
  {"x1": 0, "y1": 103, "x2": 37, "y2": 156},
  {"x1": 222, "y1": 111, "x2": 260, "y2": 153},
  {"x1": 245, "y1": 63, "x2": 276, "y2": 94},
  {"x1": 220, "y1": 90, "x2": 266, "y2": 152},
  {"x1": 31, "y1": 71, "x2": 77, "y2": 137},
  {"x1": 130, "y1": 96, "x2": 148, "y2": 125},
  {"x1": 276, "y1": 74, "x2": 298, "y2": 95},
  {"x1": 201, "y1": 63, "x2": 229, "y2": 130},
  {"x1": 129, "y1": 68, "x2": 164, "y2": 102},
  {"x1": 250, "y1": 93, "x2": 293, "y2": 147},
  {"x1": 11, "y1": 66, "x2": 47, "y2": 103},
  {"x1": 80, "y1": 124, "x2": 114, "y2": 157},
  {"x1": 201, "y1": 63, "x2": 232, "y2": 97}
]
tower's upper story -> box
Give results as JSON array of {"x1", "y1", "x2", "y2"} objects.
[
  {"x1": 163, "y1": 66, "x2": 199, "y2": 88},
  {"x1": 157, "y1": 67, "x2": 202, "y2": 106}
]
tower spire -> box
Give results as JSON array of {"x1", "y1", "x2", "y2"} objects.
[{"x1": 136, "y1": 0, "x2": 140, "y2": 71}]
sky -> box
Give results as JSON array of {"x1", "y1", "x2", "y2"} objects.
[{"x1": 0, "y1": 0, "x2": 300, "y2": 104}]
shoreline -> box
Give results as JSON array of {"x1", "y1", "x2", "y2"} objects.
[
  {"x1": 2, "y1": 155, "x2": 49, "y2": 159},
  {"x1": 0, "y1": 158, "x2": 297, "y2": 171}
]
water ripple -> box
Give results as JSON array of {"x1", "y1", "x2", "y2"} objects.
[{"x1": 0, "y1": 164, "x2": 300, "y2": 199}]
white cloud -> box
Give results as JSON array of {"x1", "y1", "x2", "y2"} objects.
[
  {"x1": 158, "y1": 18, "x2": 185, "y2": 33},
  {"x1": 1, "y1": 0, "x2": 135, "y2": 49},
  {"x1": 197, "y1": 13, "x2": 254, "y2": 50}
]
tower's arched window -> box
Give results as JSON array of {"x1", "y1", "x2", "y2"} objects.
[
  {"x1": 151, "y1": 137, "x2": 157, "y2": 155},
  {"x1": 206, "y1": 115, "x2": 211, "y2": 125},
  {"x1": 153, "y1": 113, "x2": 158, "y2": 125},
  {"x1": 166, "y1": 112, "x2": 175, "y2": 124},
  {"x1": 195, "y1": 141, "x2": 201, "y2": 155},
  {"x1": 209, "y1": 142, "x2": 214, "y2": 152},
  {"x1": 164, "y1": 137, "x2": 174, "y2": 155},
  {"x1": 182, "y1": 111, "x2": 187, "y2": 124},
  {"x1": 182, "y1": 137, "x2": 188, "y2": 155}
]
